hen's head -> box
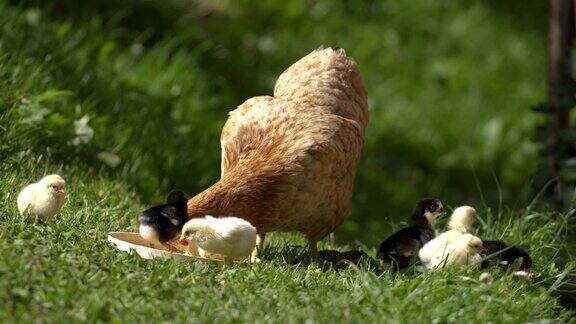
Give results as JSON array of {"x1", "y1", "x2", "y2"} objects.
[
  {"x1": 39, "y1": 174, "x2": 66, "y2": 198},
  {"x1": 138, "y1": 190, "x2": 189, "y2": 244}
]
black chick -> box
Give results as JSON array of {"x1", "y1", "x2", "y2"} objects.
[
  {"x1": 377, "y1": 198, "x2": 444, "y2": 271},
  {"x1": 138, "y1": 190, "x2": 190, "y2": 248},
  {"x1": 481, "y1": 240, "x2": 532, "y2": 270}
]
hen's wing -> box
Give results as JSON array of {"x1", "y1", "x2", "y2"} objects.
[
  {"x1": 221, "y1": 96, "x2": 362, "y2": 178},
  {"x1": 220, "y1": 96, "x2": 279, "y2": 177}
]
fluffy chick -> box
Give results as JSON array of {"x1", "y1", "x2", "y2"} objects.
[
  {"x1": 481, "y1": 240, "x2": 532, "y2": 270},
  {"x1": 138, "y1": 190, "x2": 189, "y2": 250},
  {"x1": 418, "y1": 205, "x2": 477, "y2": 268},
  {"x1": 17, "y1": 174, "x2": 66, "y2": 220},
  {"x1": 179, "y1": 216, "x2": 257, "y2": 262},
  {"x1": 429, "y1": 233, "x2": 484, "y2": 269},
  {"x1": 377, "y1": 198, "x2": 444, "y2": 270}
]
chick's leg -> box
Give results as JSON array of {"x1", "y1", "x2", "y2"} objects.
[
  {"x1": 248, "y1": 233, "x2": 265, "y2": 263},
  {"x1": 163, "y1": 243, "x2": 179, "y2": 252},
  {"x1": 252, "y1": 233, "x2": 266, "y2": 260}
]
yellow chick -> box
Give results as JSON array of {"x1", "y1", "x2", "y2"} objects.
[
  {"x1": 17, "y1": 174, "x2": 66, "y2": 220},
  {"x1": 178, "y1": 216, "x2": 257, "y2": 262},
  {"x1": 418, "y1": 205, "x2": 477, "y2": 268},
  {"x1": 429, "y1": 233, "x2": 484, "y2": 269}
]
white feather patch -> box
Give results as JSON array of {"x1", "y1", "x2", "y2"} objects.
[{"x1": 139, "y1": 224, "x2": 161, "y2": 245}]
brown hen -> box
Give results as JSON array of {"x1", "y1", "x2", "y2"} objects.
[{"x1": 186, "y1": 47, "x2": 368, "y2": 259}]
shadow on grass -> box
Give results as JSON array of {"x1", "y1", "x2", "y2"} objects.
[{"x1": 258, "y1": 244, "x2": 382, "y2": 273}]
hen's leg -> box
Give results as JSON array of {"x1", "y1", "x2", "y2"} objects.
[{"x1": 309, "y1": 239, "x2": 319, "y2": 262}]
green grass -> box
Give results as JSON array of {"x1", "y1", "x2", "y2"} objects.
[
  {"x1": 0, "y1": 163, "x2": 574, "y2": 322},
  {"x1": 1, "y1": 1, "x2": 575, "y2": 322}
]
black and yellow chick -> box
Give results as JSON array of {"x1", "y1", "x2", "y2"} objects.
[
  {"x1": 138, "y1": 190, "x2": 190, "y2": 250},
  {"x1": 481, "y1": 240, "x2": 532, "y2": 270},
  {"x1": 377, "y1": 198, "x2": 444, "y2": 271}
]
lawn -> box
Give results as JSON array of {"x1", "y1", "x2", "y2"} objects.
[
  {"x1": 1, "y1": 1, "x2": 575, "y2": 322},
  {"x1": 0, "y1": 164, "x2": 574, "y2": 322}
]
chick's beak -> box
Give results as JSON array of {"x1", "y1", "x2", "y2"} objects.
[
  {"x1": 432, "y1": 204, "x2": 444, "y2": 217},
  {"x1": 178, "y1": 235, "x2": 188, "y2": 246}
]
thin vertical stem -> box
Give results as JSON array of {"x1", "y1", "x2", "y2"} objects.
[{"x1": 547, "y1": 0, "x2": 575, "y2": 201}]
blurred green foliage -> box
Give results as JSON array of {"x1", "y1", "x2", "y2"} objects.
[{"x1": 0, "y1": 0, "x2": 549, "y2": 238}]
